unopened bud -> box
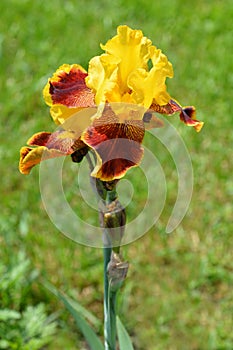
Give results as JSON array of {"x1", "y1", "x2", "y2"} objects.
[
  {"x1": 107, "y1": 252, "x2": 129, "y2": 291},
  {"x1": 99, "y1": 199, "x2": 126, "y2": 248}
]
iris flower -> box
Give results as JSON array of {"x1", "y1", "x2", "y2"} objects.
[{"x1": 19, "y1": 25, "x2": 203, "y2": 181}]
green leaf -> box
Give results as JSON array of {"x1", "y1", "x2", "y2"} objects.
[
  {"x1": 0, "y1": 309, "x2": 21, "y2": 321},
  {"x1": 44, "y1": 281, "x2": 104, "y2": 350},
  {"x1": 43, "y1": 281, "x2": 101, "y2": 327},
  {"x1": 57, "y1": 292, "x2": 104, "y2": 350},
  {"x1": 117, "y1": 316, "x2": 134, "y2": 350}
]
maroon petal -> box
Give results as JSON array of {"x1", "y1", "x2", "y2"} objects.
[
  {"x1": 49, "y1": 66, "x2": 95, "y2": 108},
  {"x1": 82, "y1": 105, "x2": 145, "y2": 180}
]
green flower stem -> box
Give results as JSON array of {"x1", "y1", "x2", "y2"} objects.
[
  {"x1": 103, "y1": 190, "x2": 118, "y2": 350},
  {"x1": 107, "y1": 284, "x2": 118, "y2": 350},
  {"x1": 102, "y1": 190, "x2": 129, "y2": 350},
  {"x1": 103, "y1": 243, "x2": 116, "y2": 350},
  {"x1": 104, "y1": 250, "x2": 129, "y2": 350},
  {"x1": 85, "y1": 152, "x2": 127, "y2": 349}
]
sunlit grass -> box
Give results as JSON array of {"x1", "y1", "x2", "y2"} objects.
[{"x1": 1, "y1": 0, "x2": 232, "y2": 349}]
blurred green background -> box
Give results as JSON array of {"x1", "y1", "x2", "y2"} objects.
[{"x1": 0, "y1": 0, "x2": 232, "y2": 349}]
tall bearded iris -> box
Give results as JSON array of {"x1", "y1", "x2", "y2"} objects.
[
  {"x1": 19, "y1": 25, "x2": 204, "y2": 350},
  {"x1": 19, "y1": 25, "x2": 203, "y2": 179}
]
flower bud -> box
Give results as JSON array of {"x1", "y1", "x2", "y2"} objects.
[
  {"x1": 107, "y1": 252, "x2": 129, "y2": 291},
  {"x1": 99, "y1": 199, "x2": 126, "y2": 248}
]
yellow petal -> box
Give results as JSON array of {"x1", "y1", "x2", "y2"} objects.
[
  {"x1": 128, "y1": 47, "x2": 173, "y2": 108},
  {"x1": 150, "y1": 46, "x2": 173, "y2": 78},
  {"x1": 49, "y1": 105, "x2": 82, "y2": 125},
  {"x1": 100, "y1": 25, "x2": 152, "y2": 93},
  {"x1": 86, "y1": 54, "x2": 120, "y2": 104}
]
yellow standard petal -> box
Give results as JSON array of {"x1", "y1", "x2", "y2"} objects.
[
  {"x1": 100, "y1": 25, "x2": 152, "y2": 93},
  {"x1": 128, "y1": 46, "x2": 174, "y2": 108},
  {"x1": 86, "y1": 54, "x2": 121, "y2": 104}
]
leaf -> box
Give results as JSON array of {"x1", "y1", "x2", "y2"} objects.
[
  {"x1": 57, "y1": 292, "x2": 104, "y2": 350},
  {"x1": 0, "y1": 309, "x2": 21, "y2": 321},
  {"x1": 117, "y1": 316, "x2": 134, "y2": 350},
  {"x1": 43, "y1": 281, "x2": 101, "y2": 327},
  {"x1": 44, "y1": 281, "x2": 104, "y2": 350}
]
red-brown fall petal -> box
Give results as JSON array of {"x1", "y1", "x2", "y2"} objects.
[
  {"x1": 82, "y1": 106, "x2": 145, "y2": 180},
  {"x1": 179, "y1": 107, "x2": 204, "y2": 132},
  {"x1": 49, "y1": 67, "x2": 95, "y2": 108},
  {"x1": 19, "y1": 130, "x2": 86, "y2": 175}
]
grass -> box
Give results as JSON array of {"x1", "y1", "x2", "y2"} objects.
[{"x1": 1, "y1": 0, "x2": 233, "y2": 349}]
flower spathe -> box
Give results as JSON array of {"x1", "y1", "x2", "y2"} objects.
[{"x1": 19, "y1": 25, "x2": 204, "y2": 180}]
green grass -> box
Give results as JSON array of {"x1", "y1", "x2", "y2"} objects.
[{"x1": 1, "y1": 0, "x2": 233, "y2": 349}]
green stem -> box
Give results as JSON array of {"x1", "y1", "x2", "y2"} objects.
[
  {"x1": 85, "y1": 156, "x2": 123, "y2": 349},
  {"x1": 108, "y1": 285, "x2": 118, "y2": 349},
  {"x1": 103, "y1": 189, "x2": 118, "y2": 350},
  {"x1": 103, "y1": 244, "x2": 114, "y2": 350}
]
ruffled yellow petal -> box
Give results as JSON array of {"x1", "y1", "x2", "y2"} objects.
[
  {"x1": 86, "y1": 54, "x2": 121, "y2": 104},
  {"x1": 128, "y1": 46, "x2": 173, "y2": 108},
  {"x1": 150, "y1": 46, "x2": 173, "y2": 77},
  {"x1": 128, "y1": 67, "x2": 171, "y2": 107},
  {"x1": 87, "y1": 26, "x2": 173, "y2": 108},
  {"x1": 100, "y1": 25, "x2": 152, "y2": 93}
]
